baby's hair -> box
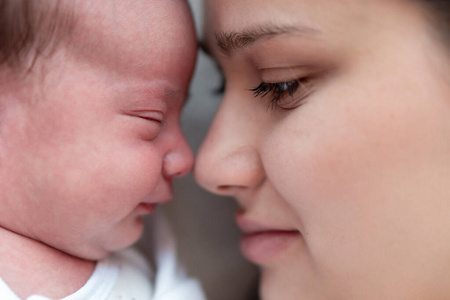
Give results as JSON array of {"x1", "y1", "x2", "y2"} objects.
[{"x1": 0, "y1": 0, "x2": 76, "y2": 72}]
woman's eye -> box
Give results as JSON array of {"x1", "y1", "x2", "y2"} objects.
[{"x1": 250, "y1": 78, "x2": 313, "y2": 110}]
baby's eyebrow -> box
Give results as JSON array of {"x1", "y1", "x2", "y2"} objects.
[
  {"x1": 164, "y1": 86, "x2": 184, "y2": 99},
  {"x1": 165, "y1": 85, "x2": 191, "y2": 105},
  {"x1": 215, "y1": 24, "x2": 321, "y2": 57}
]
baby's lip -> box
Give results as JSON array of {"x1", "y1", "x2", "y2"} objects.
[
  {"x1": 146, "y1": 196, "x2": 172, "y2": 205},
  {"x1": 142, "y1": 181, "x2": 173, "y2": 205},
  {"x1": 141, "y1": 192, "x2": 173, "y2": 205},
  {"x1": 137, "y1": 196, "x2": 171, "y2": 215}
]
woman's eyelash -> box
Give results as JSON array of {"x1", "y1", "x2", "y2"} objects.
[
  {"x1": 251, "y1": 80, "x2": 300, "y2": 100},
  {"x1": 213, "y1": 72, "x2": 315, "y2": 110},
  {"x1": 250, "y1": 78, "x2": 310, "y2": 110}
]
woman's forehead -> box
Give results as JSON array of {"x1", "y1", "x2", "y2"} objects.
[{"x1": 203, "y1": 0, "x2": 426, "y2": 57}]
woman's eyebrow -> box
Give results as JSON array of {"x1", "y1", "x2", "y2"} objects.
[{"x1": 214, "y1": 24, "x2": 320, "y2": 56}]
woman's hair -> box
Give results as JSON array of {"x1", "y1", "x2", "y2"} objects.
[
  {"x1": 415, "y1": 0, "x2": 450, "y2": 45},
  {"x1": 0, "y1": 0, "x2": 75, "y2": 71}
]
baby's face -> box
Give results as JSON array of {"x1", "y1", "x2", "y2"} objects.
[{"x1": 0, "y1": 0, "x2": 196, "y2": 259}]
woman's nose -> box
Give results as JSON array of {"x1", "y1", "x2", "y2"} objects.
[
  {"x1": 163, "y1": 127, "x2": 194, "y2": 178},
  {"x1": 195, "y1": 95, "x2": 265, "y2": 196}
]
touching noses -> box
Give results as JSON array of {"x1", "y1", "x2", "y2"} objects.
[
  {"x1": 163, "y1": 127, "x2": 194, "y2": 179},
  {"x1": 195, "y1": 95, "x2": 265, "y2": 196}
]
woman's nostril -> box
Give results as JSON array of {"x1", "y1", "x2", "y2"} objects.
[{"x1": 196, "y1": 144, "x2": 265, "y2": 195}]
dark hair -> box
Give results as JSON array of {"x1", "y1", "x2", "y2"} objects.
[
  {"x1": 0, "y1": 0, "x2": 449, "y2": 71},
  {"x1": 0, "y1": 0, "x2": 75, "y2": 71},
  {"x1": 415, "y1": 0, "x2": 450, "y2": 46}
]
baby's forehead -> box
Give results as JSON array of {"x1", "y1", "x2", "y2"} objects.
[
  {"x1": 3, "y1": 0, "x2": 194, "y2": 76},
  {"x1": 66, "y1": 0, "x2": 192, "y2": 74}
]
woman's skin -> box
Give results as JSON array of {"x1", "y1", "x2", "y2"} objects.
[{"x1": 195, "y1": 0, "x2": 450, "y2": 299}]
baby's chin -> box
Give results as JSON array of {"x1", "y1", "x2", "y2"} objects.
[{"x1": 61, "y1": 224, "x2": 145, "y2": 261}]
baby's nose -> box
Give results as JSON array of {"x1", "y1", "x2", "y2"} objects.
[{"x1": 163, "y1": 132, "x2": 194, "y2": 178}]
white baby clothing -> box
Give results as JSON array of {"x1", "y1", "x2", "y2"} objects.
[
  {"x1": 0, "y1": 248, "x2": 153, "y2": 300},
  {"x1": 0, "y1": 213, "x2": 206, "y2": 300}
]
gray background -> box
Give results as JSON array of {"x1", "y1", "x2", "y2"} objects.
[{"x1": 139, "y1": 1, "x2": 260, "y2": 299}]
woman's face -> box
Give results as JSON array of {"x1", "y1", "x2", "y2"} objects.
[{"x1": 196, "y1": 0, "x2": 450, "y2": 299}]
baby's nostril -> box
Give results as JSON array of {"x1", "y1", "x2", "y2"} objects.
[{"x1": 217, "y1": 185, "x2": 248, "y2": 191}]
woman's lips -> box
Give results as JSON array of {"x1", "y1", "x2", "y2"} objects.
[
  {"x1": 236, "y1": 215, "x2": 301, "y2": 264},
  {"x1": 240, "y1": 230, "x2": 300, "y2": 264}
]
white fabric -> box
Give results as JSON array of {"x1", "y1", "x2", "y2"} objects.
[
  {"x1": 0, "y1": 213, "x2": 206, "y2": 300},
  {"x1": 0, "y1": 278, "x2": 20, "y2": 300},
  {"x1": 0, "y1": 248, "x2": 149, "y2": 300},
  {"x1": 152, "y1": 212, "x2": 206, "y2": 300}
]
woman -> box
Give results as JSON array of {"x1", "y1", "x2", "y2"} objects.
[{"x1": 195, "y1": 0, "x2": 450, "y2": 299}]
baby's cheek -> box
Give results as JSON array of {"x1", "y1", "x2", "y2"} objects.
[
  {"x1": 105, "y1": 144, "x2": 162, "y2": 195},
  {"x1": 62, "y1": 141, "x2": 163, "y2": 211}
]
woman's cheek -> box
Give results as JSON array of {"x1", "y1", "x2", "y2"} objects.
[{"x1": 262, "y1": 93, "x2": 400, "y2": 239}]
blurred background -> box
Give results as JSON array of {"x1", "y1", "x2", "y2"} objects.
[{"x1": 138, "y1": 1, "x2": 260, "y2": 299}]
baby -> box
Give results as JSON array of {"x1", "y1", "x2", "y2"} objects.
[{"x1": 0, "y1": 0, "x2": 203, "y2": 299}]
